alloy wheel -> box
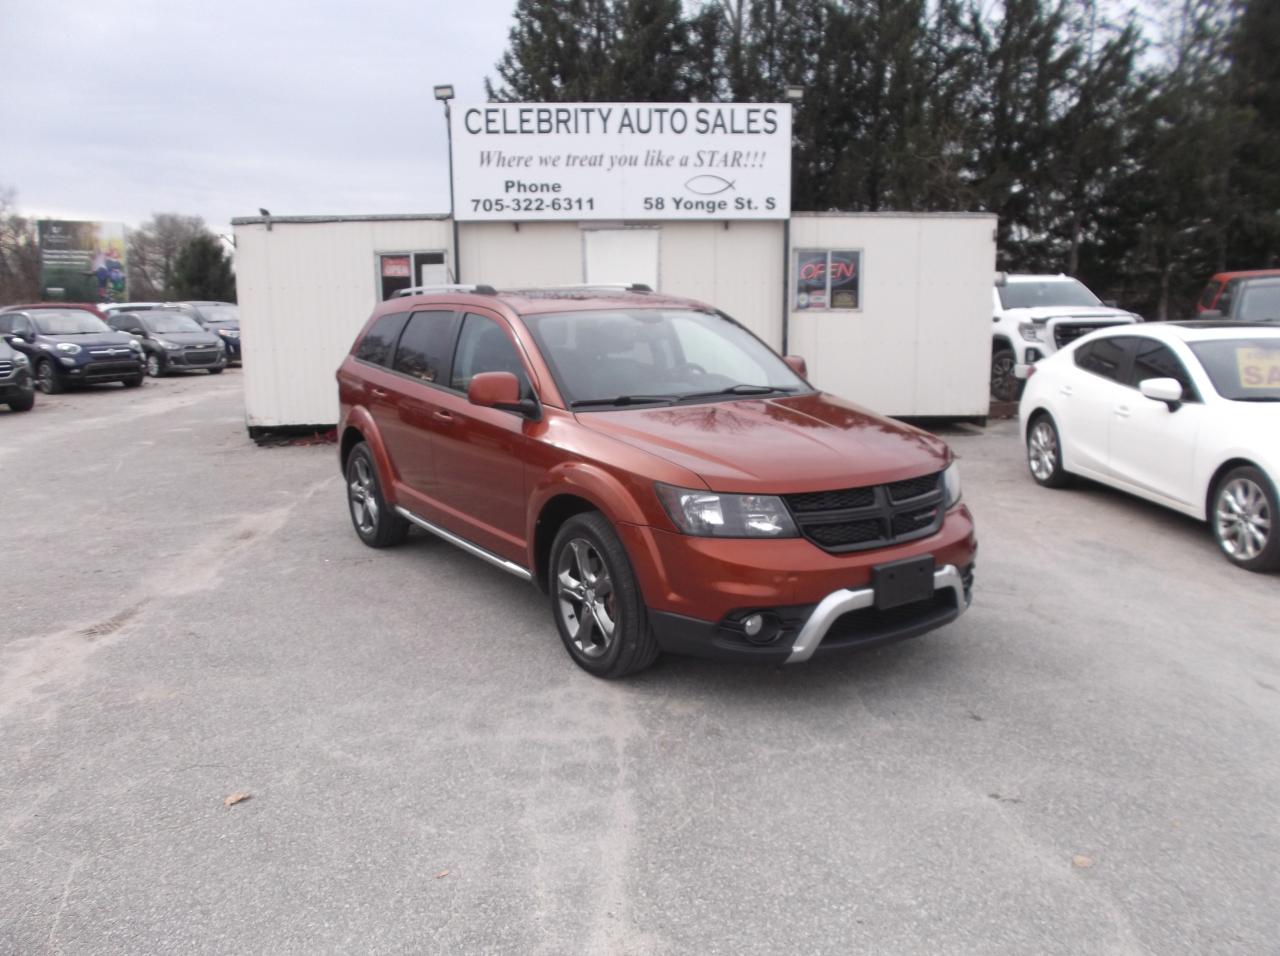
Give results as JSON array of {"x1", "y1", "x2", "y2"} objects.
[
  {"x1": 348, "y1": 456, "x2": 380, "y2": 534},
  {"x1": 991, "y1": 352, "x2": 1016, "y2": 401},
  {"x1": 1216, "y1": 477, "x2": 1271, "y2": 562},
  {"x1": 1028, "y1": 421, "x2": 1058, "y2": 481},
  {"x1": 146, "y1": 354, "x2": 161, "y2": 377},
  {"x1": 35, "y1": 362, "x2": 55, "y2": 393},
  {"x1": 556, "y1": 538, "x2": 616, "y2": 659}
]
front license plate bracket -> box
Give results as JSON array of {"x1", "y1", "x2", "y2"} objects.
[{"x1": 872, "y1": 556, "x2": 936, "y2": 610}]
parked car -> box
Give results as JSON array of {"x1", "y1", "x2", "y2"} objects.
[
  {"x1": 0, "y1": 301, "x2": 108, "y2": 321},
  {"x1": 337, "y1": 285, "x2": 976, "y2": 677},
  {"x1": 0, "y1": 309, "x2": 145, "y2": 393},
  {"x1": 1196, "y1": 269, "x2": 1280, "y2": 315},
  {"x1": 173, "y1": 302, "x2": 240, "y2": 364},
  {"x1": 0, "y1": 336, "x2": 35, "y2": 412},
  {"x1": 106, "y1": 309, "x2": 226, "y2": 376},
  {"x1": 1019, "y1": 321, "x2": 1280, "y2": 572},
  {"x1": 102, "y1": 302, "x2": 163, "y2": 316},
  {"x1": 991, "y1": 273, "x2": 1140, "y2": 401},
  {"x1": 1197, "y1": 276, "x2": 1280, "y2": 324}
]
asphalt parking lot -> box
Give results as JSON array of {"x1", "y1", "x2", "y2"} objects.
[{"x1": 2, "y1": 371, "x2": 1277, "y2": 955}]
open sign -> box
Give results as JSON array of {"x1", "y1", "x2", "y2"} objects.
[{"x1": 1236, "y1": 347, "x2": 1280, "y2": 388}]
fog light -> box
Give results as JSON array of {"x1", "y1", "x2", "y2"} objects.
[
  {"x1": 743, "y1": 613, "x2": 763, "y2": 637},
  {"x1": 60, "y1": 357, "x2": 76, "y2": 366}
]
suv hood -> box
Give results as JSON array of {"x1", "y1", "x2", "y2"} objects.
[
  {"x1": 151, "y1": 330, "x2": 220, "y2": 346},
  {"x1": 1009, "y1": 305, "x2": 1137, "y2": 323},
  {"x1": 576, "y1": 391, "x2": 950, "y2": 493}
]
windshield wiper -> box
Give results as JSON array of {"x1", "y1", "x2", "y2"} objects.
[
  {"x1": 569, "y1": 394, "x2": 676, "y2": 409},
  {"x1": 675, "y1": 384, "x2": 799, "y2": 402}
]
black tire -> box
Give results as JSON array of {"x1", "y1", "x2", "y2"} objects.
[
  {"x1": 7, "y1": 389, "x2": 35, "y2": 412},
  {"x1": 549, "y1": 512, "x2": 659, "y2": 678},
  {"x1": 990, "y1": 347, "x2": 1022, "y2": 402},
  {"x1": 1211, "y1": 465, "x2": 1280, "y2": 573},
  {"x1": 208, "y1": 367, "x2": 224, "y2": 375},
  {"x1": 1026, "y1": 412, "x2": 1070, "y2": 488},
  {"x1": 122, "y1": 375, "x2": 144, "y2": 389},
  {"x1": 146, "y1": 353, "x2": 165, "y2": 377},
  {"x1": 35, "y1": 359, "x2": 63, "y2": 394},
  {"x1": 345, "y1": 442, "x2": 408, "y2": 548}
]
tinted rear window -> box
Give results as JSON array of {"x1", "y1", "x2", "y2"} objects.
[
  {"x1": 1075, "y1": 336, "x2": 1130, "y2": 381},
  {"x1": 354, "y1": 312, "x2": 409, "y2": 367},
  {"x1": 393, "y1": 311, "x2": 458, "y2": 384}
]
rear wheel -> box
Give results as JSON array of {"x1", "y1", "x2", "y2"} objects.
[
  {"x1": 550, "y1": 512, "x2": 659, "y2": 678},
  {"x1": 35, "y1": 360, "x2": 62, "y2": 394},
  {"x1": 1212, "y1": 466, "x2": 1279, "y2": 572},
  {"x1": 1026, "y1": 413, "x2": 1069, "y2": 488},
  {"x1": 345, "y1": 442, "x2": 408, "y2": 548},
  {"x1": 991, "y1": 347, "x2": 1021, "y2": 402}
]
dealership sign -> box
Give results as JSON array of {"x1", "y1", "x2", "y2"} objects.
[
  {"x1": 37, "y1": 220, "x2": 128, "y2": 303},
  {"x1": 450, "y1": 103, "x2": 791, "y2": 222}
]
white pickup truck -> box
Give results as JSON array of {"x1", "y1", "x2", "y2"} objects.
[{"x1": 991, "y1": 274, "x2": 1140, "y2": 400}]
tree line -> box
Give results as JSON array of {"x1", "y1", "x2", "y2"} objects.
[
  {"x1": 490, "y1": 0, "x2": 1279, "y2": 319},
  {"x1": 0, "y1": 195, "x2": 235, "y2": 305}
]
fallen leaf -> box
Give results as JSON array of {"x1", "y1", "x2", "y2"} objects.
[
  {"x1": 224, "y1": 791, "x2": 252, "y2": 807},
  {"x1": 1072, "y1": 854, "x2": 1094, "y2": 869},
  {"x1": 435, "y1": 869, "x2": 450, "y2": 879}
]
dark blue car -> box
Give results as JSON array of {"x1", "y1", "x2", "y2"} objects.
[{"x1": 0, "y1": 309, "x2": 146, "y2": 393}]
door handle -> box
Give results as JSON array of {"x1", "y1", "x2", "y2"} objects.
[
  {"x1": 1059, "y1": 386, "x2": 1073, "y2": 397},
  {"x1": 1115, "y1": 405, "x2": 1131, "y2": 418},
  {"x1": 370, "y1": 387, "x2": 388, "y2": 399},
  {"x1": 432, "y1": 410, "x2": 454, "y2": 424}
]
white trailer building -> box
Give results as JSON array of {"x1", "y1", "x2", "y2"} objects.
[{"x1": 232, "y1": 210, "x2": 995, "y2": 433}]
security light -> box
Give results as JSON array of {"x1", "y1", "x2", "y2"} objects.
[{"x1": 433, "y1": 85, "x2": 455, "y2": 101}]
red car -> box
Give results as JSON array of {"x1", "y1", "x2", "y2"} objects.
[
  {"x1": 336, "y1": 285, "x2": 976, "y2": 677},
  {"x1": 1197, "y1": 270, "x2": 1280, "y2": 314}
]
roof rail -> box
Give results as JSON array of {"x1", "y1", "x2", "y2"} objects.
[
  {"x1": 393, "y1": 283, "x2": 497, "y2": 298},
  {"x1": 550, "y1": 283, "x2": 653, "y2": 293}
]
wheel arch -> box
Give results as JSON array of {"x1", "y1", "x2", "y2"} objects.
[
  {"x1": 1204, "y1": 458, "x2": 1269, "y2": 522},
  {"x1": 338, "y1": 407, "x2": 398, "y2": 506},
  {"x1": 532, "y1": 494, "x2": 600, "y2": 593}
]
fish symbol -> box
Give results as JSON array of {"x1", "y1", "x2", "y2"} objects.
[{"x1": 684, "y1": 175, "x2": 736, "y2": 196}]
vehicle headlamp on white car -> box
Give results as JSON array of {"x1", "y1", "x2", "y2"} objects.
[
  {"x1": 1017, "y1": 321, "x2": 1043, "y2": 342},
  {"x1": 943, "y1": 462, "x2": 962, "y2": 508},
  {"x1": 657, "y1": 484, "x2": 798, "y2": 538}
]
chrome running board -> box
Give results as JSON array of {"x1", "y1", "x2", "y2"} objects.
[{"x1": 395, "y1": 506, "x2": 533, "y2": 583}]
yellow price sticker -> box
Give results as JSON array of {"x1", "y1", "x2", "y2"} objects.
[{"x1": 1236, "y1": 347, "x2": 1280, "y2": 389}]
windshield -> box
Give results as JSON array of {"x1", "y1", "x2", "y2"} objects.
[
  {"x1": 998, "y1": 279, "x2": 1102, "y2": 310},
  {"x1": 142, "y1": 312, "x2": 203, "y2": 334},
  {"x1": 1189, "y1": 339, "x2": 1280, "y2": 401},
  {"x1": 524, "y1": 308, "x2": 808, "y2": 407},
  {"x1": 32, "y1": 311, "x2": 111, "y2": 335},
  {"x1": 196, "y1": 305, "x2": 239, "y2": 322},
  {"x1": 1235, "y1": 284, "x2": 1280, "y2": 323}
]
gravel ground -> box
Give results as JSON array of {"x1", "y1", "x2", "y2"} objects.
[{"x1": 1, "y1": 369, "x2": 1277, "y2": 955}]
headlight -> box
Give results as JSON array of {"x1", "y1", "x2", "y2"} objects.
[
  {"x1": 1017, "y1": 321, "x2": 1042, "y2": 342},
  {"x1": 55, "y1": 342, "x2": 81, "y2": 354},
  {"x1": 943, "y1": 463, "x2": 962, "y2": 508},
  {"x1": 219, "y1": 329, "x2": 239, "y2": 338},
  {"x1": 159, "y1": 340, "x2": 182, "y2": 350},
  {"x1": 656, "y1": 484, "x2": 798, "y2": 538}
]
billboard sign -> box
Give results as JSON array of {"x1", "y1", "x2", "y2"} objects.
[
  {"x1": 37, "y1": 220, "x2": 128, "y2": 303},
  {"x1": 451, "y1": 103, "x2": 791, "y2": 222}
]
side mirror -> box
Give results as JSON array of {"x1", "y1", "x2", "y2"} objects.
[
  {"x1": 1139, "y1": 377, "x2": 1183, "y2": 410},
  {"x1": 467, "y1": 371, "x2": 540, "y2": 418},
  {"x1": 4, "y1": 331, "x2": 29, "y2": 344},
  {"x1": 783, "y1": 355, "x2": 808, "y2": 378}
]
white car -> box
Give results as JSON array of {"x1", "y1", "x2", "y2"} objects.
[
  {"x1": 1018, "y1": 322, "x2": 1280, "y2": 571},
  {"x1": 992, "y1": 274, "x2": 1140, "y2": 401}
]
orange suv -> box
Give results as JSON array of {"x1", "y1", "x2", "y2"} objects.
[{"x1": 337, "y1": 285, "x2": 976, "y2": 677}]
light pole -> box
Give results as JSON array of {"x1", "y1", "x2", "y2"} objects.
[
  {"x1": 434, "y1": 84, "x2": 459, "y2": 283},
  {"x1": 781, "y1": 86, "x2": 804, "y2": 355}
]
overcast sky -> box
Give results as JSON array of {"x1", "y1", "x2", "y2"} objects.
[{"x1": 1, "y1": 0, "x2": 517, "y2": 235}]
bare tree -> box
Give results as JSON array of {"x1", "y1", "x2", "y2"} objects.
[
  {"x1": 127, "y1": 213, "x2": 208, "y2": 300},
  {"x1": 0, "y1": 187, "x2": 41, "y2": 303}
]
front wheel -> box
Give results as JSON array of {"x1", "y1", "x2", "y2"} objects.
[
  {"x1": 146, "y1": 353, "x2": 165, "y2": 377},
  {"x1": 1027, "y1": 413, "x2": 1070, "y2": 488},
  {"x1": 7, "y1": 389, "x2": 35, "y2": 411},
  {"x1": 1212, "y1": 466, "x2": 1279, "y2": 572},
  {"x1": 550, "y1": 512, "x2": 659, "y2": 678},
  {"x1": 345, "y1": 442, "x2": 408, "y2": 548},
  {"x1": 35, "y1": 360, "x2": 63, "y2": 394},
  {"x1": 122, "y1": 374, "x2": 143, "y2": 389},
  {"x1": 991, "y1": 347, "x2": 1021, "y2": 402}
]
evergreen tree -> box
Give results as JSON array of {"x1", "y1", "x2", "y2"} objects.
[{"x1": 172, "y1": 235, "x2": 236, "y2": 302}]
